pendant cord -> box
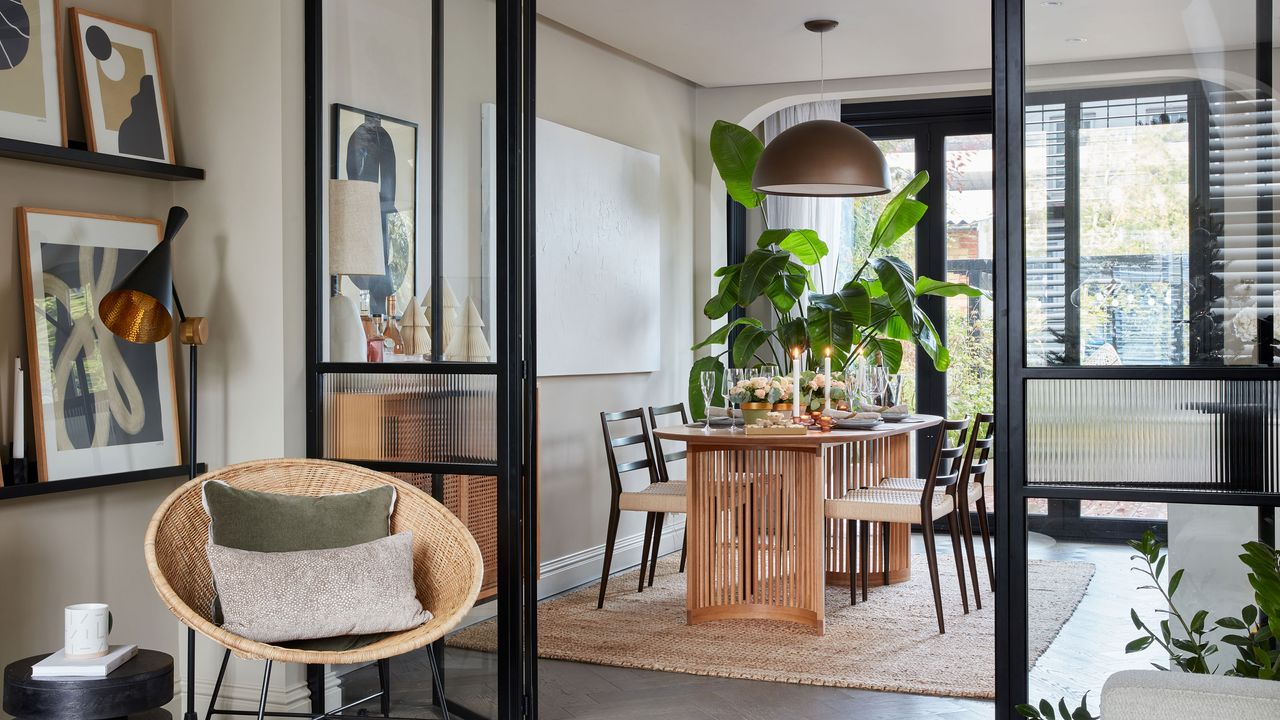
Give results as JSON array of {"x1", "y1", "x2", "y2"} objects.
[{"x1": 819, "y1": 31, "x2": 826, "y2": 101}]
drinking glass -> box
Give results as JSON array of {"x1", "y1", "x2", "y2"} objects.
[
  {"x1": 866, "y1": 365, "x2": 889, "y2": 407},
  {"x1": 885, "y1": 373, "x2": 903, "y2": 408},
  {"x1": 759, "y1": 364, "x2": 779, "y2": 380},
  {"x1": 699, "y1": 371, "x2": 718, "y2": 432},
  {"x1": 726, "y1": 368, "x2": 746, "y2": 432}
]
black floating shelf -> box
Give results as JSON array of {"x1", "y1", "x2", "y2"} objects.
[
  {"x1": 0, "y1": 137, "x2": 205, "y2": 181},
  {"x1": 0, "y1": 463, "x2": 207, "y2": 501}
]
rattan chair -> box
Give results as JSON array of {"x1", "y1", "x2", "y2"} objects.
[{"x1": 144, "y1": 459, "x2": 484, "y2": 720}]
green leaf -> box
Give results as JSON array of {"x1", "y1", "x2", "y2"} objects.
[
  {"x1": 688, "y1": 356, "x2": 725, "y2": 421},
  {"x1": 1243, "y1": 605, "x2": 1259, "y2": 627},
  {"x1": 731, "y1": 325, "x2": 772, "y2": 368},
  {"x1": 1131, "y1": 608, "x2": 1143, "y2": 630},
  {"x1": 710, "y1": 120, "x2": 765, "y2": 209},
  {"x1": 1125, "y1": 636, "x2": 1154, "y2": 653},
  {"x1": 1191, "y1": 609, "x2": 1208, "y2": 635},
  {"x1": 1057, "y1": 699, "x2": 1071, "y2": 720},
  {"x1": 777, "y1": 229, "x2": 828, "y2": 265},
  {"x1": 914, "y1": 276, "x2": 989, "y2": 299},
  {"x1": 1155, "y1": 555, "x2": 1166, "y2": 580},
  {"x1": 691, "y1": 317, "x2": 764, "y2": 351},
  {"x1": 1072, "y1": 693, "x2": 1095, "y2": 720},
  {"x1": 862, "y1": 336, "x2": 904, "y2": 374},
  {"x1": 808, "y1": 307, "x2": 855, "y2": 358},
  {"x1": 738, "y1": 248, "x2": 791, "y2": 306},
  {"x1": 872, "y1": 170, "x2": 929, "y2": 247},
  {"x1": 764, "y1": 264, "x2": 807, "y2": 313},
  {"x1": 874, "y1": 198, "x2": 928, "y2": 249},
  {"x1": 1169, "y1": 568, "x2": 1184, "y2": 598},
  {"x1": 704, "y1": 265, "x2": 741, "y2": 320},
  {"x1": 811, "y1": 282, "x2": 872, "y2": 325},
  {"x1": 1039, "y1": 699, "x2": 1055, "y2": 720},
  {"x1": 1015, "y1": 704, "x2": 1042, "y2": 720},
  {"x1": 776, "y1": 318, "x2": 808, "y2": 353},
  {"x1": 1216, "y1": 616, "x2": 1248, "y2": 630}
]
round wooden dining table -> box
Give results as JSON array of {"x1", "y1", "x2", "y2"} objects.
[{"x1": 653, "y1": 415, "x2": 943, "y2": 635}]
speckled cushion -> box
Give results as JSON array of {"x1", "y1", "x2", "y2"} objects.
[{"x1": 206, "y1": 532, "x2": 433, "y2": 644}]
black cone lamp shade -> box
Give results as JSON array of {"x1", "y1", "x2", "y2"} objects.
[
  {"x1": 99, "y1": 206, "x2": 188, "y2": 344},
  {"x1": 752, "y1": 119, "x2": 890, "y2": 197}
]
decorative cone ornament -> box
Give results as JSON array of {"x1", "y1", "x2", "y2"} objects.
[{"x1": 399, "y1": 296, "x2": 432, "y2": 356}]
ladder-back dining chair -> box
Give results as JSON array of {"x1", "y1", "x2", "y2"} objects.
[
  {"x1": 647, "y1": 403, "x2": 690, "y2": 583},
  {"x1": 957, "y1": 412, "x2": 995, "y2": 600},
  {"x1": 826, "y1": 417, "x2": 972, "y2": 634},
  {"x1": 597, "y1": 409, "x2": 687, "y2": 608}
]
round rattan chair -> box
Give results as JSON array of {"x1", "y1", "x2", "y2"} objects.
[{"x1": 144, "y1": 458, "x2": 484, "y2": 720}]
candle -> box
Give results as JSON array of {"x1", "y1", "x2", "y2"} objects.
[
  {"x1": 791, "y1": 347, "x2": 802, "y2": 419},
  {"x1": 12, "y1": 359, "x2": 23, "y2": 460},
  {"x1": 823, "y1": 347, "x2": 832, "y2": 413}
]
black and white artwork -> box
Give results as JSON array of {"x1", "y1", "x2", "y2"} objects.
[
  {"x1": 19, "y1": 208, "x2": 181, "y2": 482},
  {"x1": 70, "y1": 9, "x2": 173, "y2": 162},
  {"x1": 333, "y1": 104, "x2": 418, "y2": 315},
  {"x1": 0, "y1": 0, "x2": 65, "y2": 146}
]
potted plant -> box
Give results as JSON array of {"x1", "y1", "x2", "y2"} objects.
[{"x1": 689, "y1": 120, "x2": 987, "y2": 417}]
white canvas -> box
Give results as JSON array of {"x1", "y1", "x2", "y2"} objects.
[{"x1": 532, "y1": 118, "x2": 661, "y2": 376}]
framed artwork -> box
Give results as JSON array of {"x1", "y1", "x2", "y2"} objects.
[
  {"x1": 0, "y1": 0, "x2": 66, "y2": 146},
  {"x1": 332, "y1": 103, "x2": 418, "y2": 316},
  {"x1": 68, "y1": 8, "x2": 174, "y2": 162},
  {"x1": 17, "y1": 208, "x2": 181, "y2": 482}
]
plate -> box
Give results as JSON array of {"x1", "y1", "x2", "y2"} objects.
[
  {"x1": 881, "y1": 413, "x2": 911, "y2": 423},
  {"x1": 835, "y1": 419, "x2": 883, "y2": 430}
]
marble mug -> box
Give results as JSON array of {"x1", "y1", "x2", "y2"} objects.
[{"x1": 65, "y1": 603, "x2": 113, "y2": 658}]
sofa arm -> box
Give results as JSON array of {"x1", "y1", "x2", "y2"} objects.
[{"x1": 1101, "y1": 670, "x2": 1280, "y2": 719}]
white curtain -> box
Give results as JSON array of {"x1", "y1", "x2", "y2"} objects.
[{"x1": 763, "y1": 100, "x2": 843, "y2": 295}]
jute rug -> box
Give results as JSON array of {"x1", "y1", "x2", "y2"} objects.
[{"x1": 448, "y1": 554, "x2": 1094, "y2": 699}]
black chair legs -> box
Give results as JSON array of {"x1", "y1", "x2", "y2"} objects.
[
  {"x1": 427, "y1": 644, "x2": 451, "y2": 720},
  {"x1": 847, "y1": 519, "x2": 857, "y2": 606},
  {"x1": 859, "y1": 520, "x2": 871, "y2": 602},
  {"x1": 255, "y1": 660, "x2": 273, "y2": 720},
  {"x1": 976, "y1": 495, "x2": 995, "y2": 589},
  {"x1": 638, "y1": 512, "x2": 656, "y2": 593},
  {"x1": 597, "y1": 504, "x2": 621, "y2": 608},
  {"x1": 646, "y1": 512, "x2": 666, "y2": 587},
  {"x1": 947, "y1": 511, "x2": 970, "y2": 614}
]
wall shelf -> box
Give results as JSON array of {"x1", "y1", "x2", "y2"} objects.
[
  {"x1": 0, "y1": 137, "x2": 205, "y2": 181},
  {"x1": 0, "y1": 463, "x2": 207, "y2": 501}
]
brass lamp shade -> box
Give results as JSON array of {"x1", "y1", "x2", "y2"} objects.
[
  {"x1": 752, "y1": 119, "x2": 891, "y2": 197},
  {"x1": 99, "y1": 206, "x2": 187, "y2": 344}
]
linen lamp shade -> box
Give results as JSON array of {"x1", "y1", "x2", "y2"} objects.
[
  {"x1": 751, "y1": 119, "x2": 890, "y2": 198},
  {"x1": 328, "y1": 179, "x2": 385, "y2": 276}
]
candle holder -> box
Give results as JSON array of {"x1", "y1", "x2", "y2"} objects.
[
  {"x1": 818, "y1": 416, "x2": 833, "y2": 433},
  {"x1": 4, "y1": 447, "x2": 30, "y2": 486}
]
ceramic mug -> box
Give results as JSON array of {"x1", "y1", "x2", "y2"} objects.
[{"x1": 65, "y1": 603, "x2": 112, "y2": 658}]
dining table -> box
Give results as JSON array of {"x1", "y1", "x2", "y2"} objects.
[{"x1": 653, "y1": 415, "x2": 943, "y2": 635}]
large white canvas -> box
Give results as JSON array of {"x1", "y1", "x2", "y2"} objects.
[{"x1": 533, "y1": 118, "x2": 661, "y2": 376}]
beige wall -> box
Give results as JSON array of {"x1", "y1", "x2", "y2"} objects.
[
  {"x1": 532, "y1": 19, "x2": 697, "y2": 594},
  {"x1": 0, "y1": 0, "x2": 306, "y2": 715}
]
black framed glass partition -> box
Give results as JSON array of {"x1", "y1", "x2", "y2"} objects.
[
  {"x1": 305, "y1": 1, "x2": 537, "y2": 718},
  {"x1": 995, "y1": 1, "x2": 1280, "y2": 717}
]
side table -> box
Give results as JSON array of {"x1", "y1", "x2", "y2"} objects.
[{"x1": 4, "y1": 649, "x2": 174, "y2": 720}]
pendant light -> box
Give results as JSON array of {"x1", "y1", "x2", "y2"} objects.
[{"x1": 752, "y1": 19, "x2": 890, "y2": 197}]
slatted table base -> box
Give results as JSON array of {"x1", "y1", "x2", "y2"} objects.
[{"x1": 685, "y1": 434, "x2": 915, "y2": 635}]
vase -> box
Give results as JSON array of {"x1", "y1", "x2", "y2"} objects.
[
  {"x1": 773, "y1": 402, "x2": 795, "y2": 414},
  {"x1": 740, "y1": 402, "x2": 771, "y2": 425}
]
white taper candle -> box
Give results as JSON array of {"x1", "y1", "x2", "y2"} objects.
[
  {"x1": 823, "y1": 348, "x2": 832, "y2": 413},
  {"x1": 12, "y1": 359, "x2": 23, "y2": 460},
  {"x1": 791, "y1": 347, "x2": 802, "y2": 418}
]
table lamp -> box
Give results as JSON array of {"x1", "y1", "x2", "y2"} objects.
[
  {"x1": 328, "y1": 179, "x2": 386, "y2": 361},
  {"x1": 97, "y1": 206, "x2": 207, "y2": 720}
]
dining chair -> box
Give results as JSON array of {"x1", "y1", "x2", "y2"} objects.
[
  {"x1": 958, "y1": 412, "x2": 995, "y2": 598},
  {"x1": 646, "y1": 403, "x2": 690, "y2": 584},
  {"x1": 597, "y1": 408, "x2": 687, "y2": 609},
  {"x1": 826, "y1": 417, "x2": 972, "y2": 634}
]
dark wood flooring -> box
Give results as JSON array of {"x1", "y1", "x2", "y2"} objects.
[{"x1": 341, "y1": 537, "x2": 1138, "y2": 719}]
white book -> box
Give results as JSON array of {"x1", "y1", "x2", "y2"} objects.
[{"x1": 31, "y1": 645, "x2": 138, "y2": 678}]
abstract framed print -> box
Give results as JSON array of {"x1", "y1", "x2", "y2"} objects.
[
  {"x1": 17, "y1": 208, "x2": 182, "y2": 482},
  {"x1": 332, "y1": 103, "x2": 418, "y2": 316},
  {"x1": 0, "y1": 0, "x2": 66, "y2": 146},
  {"x1": 69, "y1": 9, "x2": 174, "y2": 162}
]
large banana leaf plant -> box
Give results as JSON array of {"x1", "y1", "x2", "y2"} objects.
[{"x1": 689, "y1": 120, "x2": 989, "y2": 417}]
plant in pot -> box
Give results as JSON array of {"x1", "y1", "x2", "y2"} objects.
[{"x1": 689, "y1": 120, "x2": 988, "y2": 418}]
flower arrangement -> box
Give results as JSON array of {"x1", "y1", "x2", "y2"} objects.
[
  {"x1": 728, "y1": 375, "x2": 795, "y2": 405},
  {"x1": 800, "y1": 371, "x2": 848, "y2": 411}
]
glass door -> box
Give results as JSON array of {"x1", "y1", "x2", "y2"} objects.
[{"x1": 305, "y1": 1, "x2": 537, "y2": 718}]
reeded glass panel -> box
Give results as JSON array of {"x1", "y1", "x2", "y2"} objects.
[
  {"x1": 1028, "y1": 501, "x2": 1260, "y2": 708},
  {"x1": 1025, "y1": 3, "x2": 1279, "y2": 367},
  {"x1": 395, "y1": 472, "x2": 500, "y2": 601},
  {"x1": 322, "y1": 372, "x2": 497, "y2": 464},
  {"x1": 1026, "y1": 379, "x2": 1279, "y2": 493}
]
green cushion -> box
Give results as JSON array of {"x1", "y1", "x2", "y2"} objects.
[
  {"x1": 202, "y1": 480, "x2": 397, "y2": 625},
  {"x1": 202, "y1": 481, "x2": 395, "y2": 551}
]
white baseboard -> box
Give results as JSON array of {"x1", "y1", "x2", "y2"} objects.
[{"x1": 180, "y1": 668, "x2": 342, "y2": 714}]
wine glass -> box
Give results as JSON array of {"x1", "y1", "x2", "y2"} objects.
[
  {"x1": 866, "y1": 365, "x2": 889, "y2": 407},
  {"x1": 699, "y1": 371, "x2": 718, "y2": 432},
  {"x1": 885, "y1": 373, "x2": 902, "y2": 408},
  {"x1": 726, "y1": 368, "x2": 746, "y2": 432},
  {"x1": 758, "y1": 364, "x2": 779, "y2": 380}
]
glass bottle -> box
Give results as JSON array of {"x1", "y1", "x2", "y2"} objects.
[
  {"x1": 366, "y1": 314, "x2": 386, "y2": 363},
  {"x1": 383, "y1": 295, "x2": 404, "y2": 355}
]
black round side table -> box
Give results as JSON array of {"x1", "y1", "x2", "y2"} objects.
[{"x1": 3, "y1": 649, "x2": 174, "y2": 720}]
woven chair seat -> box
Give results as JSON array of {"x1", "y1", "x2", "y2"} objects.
[
  {"x1": 143, "y1": 458, "x2": 484, "y2": 666},
  {"x1": 825, "y1": 487, "x2": 955, "y2": 524},
  {"x1": 879, "y1": 476, "x2": 983, "y2": 500},
  {"x1": 618, "y1": 481, "x2": 687, "y2": 514}
]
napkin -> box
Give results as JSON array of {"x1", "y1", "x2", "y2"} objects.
[
  {"x1": 707, "y1": 406, "x2": 743, "y2": 419},
  {"x1": 827, "y1": 409, "x2": 853, "y2": 420},
  {"x1": 853, "y1": 411, "x2": 882, "y2": 420}
]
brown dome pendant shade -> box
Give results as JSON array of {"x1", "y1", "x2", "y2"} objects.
[{"x1": 751, "y1": 19, "x2": 890, "y2": 198}]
